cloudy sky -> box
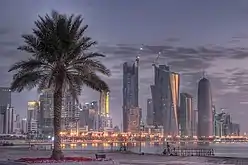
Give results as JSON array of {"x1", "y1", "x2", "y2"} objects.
[{"x1": 1, "y1": 0, "x2": 248, "y2": 132}]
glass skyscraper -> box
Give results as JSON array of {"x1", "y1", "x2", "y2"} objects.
[
  {"x1": 151, "y1": 65, "x2": 180, "y2": 136},
  {"x1": 197, "y1": 77, "x2": 213, "y2": 138},
  {"x1": 122, "y1": 57, "x2": 139, "y2": 132},
  {"x1": 179, "y1": 93, "x2": 193, "y2": 136}
]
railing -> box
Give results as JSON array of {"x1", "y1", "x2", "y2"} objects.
[{"x1": 163, "y1": 148, "x2": 214, "y2": 157}]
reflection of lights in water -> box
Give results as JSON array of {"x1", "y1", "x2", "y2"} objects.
[
  {"x1": 81, "y1": 143, "x2": 87, "y2": 147},
  {"x1": 103, "y1": 143, "x2": 109, "y2": 147},
  {"x1": 92, "y1": 143, "x2": 98, "y2": 147},
  {"x1": 141, "y1": 142, "x2": 145, "y2": 146},
  {"x1": 70, "y1": 144, "x2": 76, "y2": 148},
  {"x1": 113, "y1": 143, "x2": 118, "y2": 146}
]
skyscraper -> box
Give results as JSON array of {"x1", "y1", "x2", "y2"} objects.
[
  {"x1": 62, "y1": 93, "x2": 80, "y2": 130},
  {"x1": 179, "y1": 93, "x2": 193, "y2": 136},
  {"x1": 89, "y1": 101, "x2": 98, "y2": 130},
  {"x1": 99, "y1": 91, "x2": 112, "y2": 130},
  {"x1": 0, "y1": 87, "x2": 11, "y2": 134},
  {"x1": 39, "y1": 89, "x2": 53, "y2": 135},
  {"x1": 123, "y1": 57, "x2": 139, "y2": 132},
  {"x1": 151, "y1": 65, "x2": 180, "y2": 136},
  {"x1": 39, "y1": 89, "x2": 79, "y2": 134},
  {"x1": 197, "y1": 77, "x2": 213, "y2": 138},
  {"x1": 146, "y1": 99, "x2": 153, "y2": 125},
  {"x1": 27, "y1": 101, "x2": 39, "y2": 136},
  {"x1": 127, "y1": 107, "x2": 141, "y2": 133},
  {"x1": 21, "y1": 118, "x2": 27, "y2": 134},
  {"x1": 100, "y1": 91, "x2": 110, "y2": 115}
]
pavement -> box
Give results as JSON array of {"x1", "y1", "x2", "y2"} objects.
[{"x1": 1, "y1": 148, "x2": 248, "y2": 165}]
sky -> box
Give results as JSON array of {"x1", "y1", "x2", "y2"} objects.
[{"x1": 1, "y1": 0, "x2": 248, "y2": 132}]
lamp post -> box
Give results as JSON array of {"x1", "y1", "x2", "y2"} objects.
[{"x1": 139, "y1": 122, "x2": 145, "y2": 154}]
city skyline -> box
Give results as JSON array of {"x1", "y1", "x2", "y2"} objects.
[{"x1": 1, "y1": 0, "x2": 248, "y2": 132}]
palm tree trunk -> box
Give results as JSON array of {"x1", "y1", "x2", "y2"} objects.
[{"x1": 51, "y1": 87, "x2": 64, "y2": 160}]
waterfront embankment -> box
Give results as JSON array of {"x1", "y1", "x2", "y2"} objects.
[{"x1": 2, "y1": 148, "x2": 248, "y2": 164}]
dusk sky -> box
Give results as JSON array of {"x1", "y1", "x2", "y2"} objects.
[{"x1": 1, "y1": 0, "x2": 248, "y2": 132}]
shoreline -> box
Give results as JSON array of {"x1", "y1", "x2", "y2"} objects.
[
  {"x1": 3, "y1": 147, "x2": 248, "y2": 160},
  {"x1": 2, "y1": 149, "x2": 248, "y2": 164}
]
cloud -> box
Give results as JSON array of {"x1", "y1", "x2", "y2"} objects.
[
  {"x1": 166, "y1": 37, "x2": 180, "y2": 43},
  {"x1": 2, "y1": 39, "x2": 248, "y2": 130},
  {"x1": 0, "y1": 27, "x2": 10, "y2": 35},
  {"x1": 232, "y1": 33, "x2": 248, "y2": 40}
]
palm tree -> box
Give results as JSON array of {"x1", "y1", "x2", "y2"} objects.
[{"x1": 8, "y1": 11, "x2": 110, "y2": 160}]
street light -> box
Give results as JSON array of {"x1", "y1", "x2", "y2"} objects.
[{"x1": 139, "y1": 122, "x2": 145, "y2": 154}]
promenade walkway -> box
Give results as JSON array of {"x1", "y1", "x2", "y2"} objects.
[{"x1": 1, "y1": 148, "x2": 248, "y2": 164}]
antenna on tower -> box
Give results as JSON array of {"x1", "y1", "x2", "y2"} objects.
[
  {"x1": 152, "y1": 51, "x2": 161, "y2": 67},
  {"x1": 202, "y1": 70, "x2": 206, "y2": 78}
]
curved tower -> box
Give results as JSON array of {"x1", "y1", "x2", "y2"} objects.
[{"x1": 197, "y1": 77, "x2": 213, "y2": 138}]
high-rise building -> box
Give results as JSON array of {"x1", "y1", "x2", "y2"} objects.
[
  {"x1": 14, "y1": 114, "x2": 21, "y2": 134},
  {"x1": 151, "y1": 65, "x2": 180, "y2": 136},
  {"x1": 27, "y1": 101, "x2": 39, "y2": 136},
  {"x1": 197, "y1": 77, "x2": 213, "y2": 138},
  {"x1": 0, "y1": 114, "x2": 3, "y2": 134},
  {"x1": 192, "y1": 110, "x2": 198, "y2": 136},
  {"x1": 231, "y1": 123, "x2": 240, "y2": 136},
  {"x1": 79, "y1": 103, "x2": 89, "y2": 128},
  {"x1": 79, "y1": 102, "x2": 98, "y2": 131},
  {"x1": 39, "y1": 89, "x2": 53, "y2": 135},
  {"x1": 179, "y1": 93, "x2": 193, "y2": 136},
  {"x1": 100, "y1": 91, "x2": 110, "y2": 115},
  {"x1": 62, "y1": 93, "x2": 80, "y2": 130},
  {"x1": 99, "y1": 91, "x2": 112, "y2": 130},
  {"x1": 39, "y1": 89, "x2": 79, "y2": 135},
  {"x1": 21, "y1": 118, "x2": 27, "y2": 134},
  {"x1": 123, "y1": 57, "x2": 139, "y2": 132},
  {"x1": 127, "y1": 107, "x2": 141, "y2": 133},
  {"x1": 0, "y1": 87, "x2": 11, "y2": 134},
  {"x1": 146, "y1": 99, "x2": 153, "y2": 125},
  {"x1": 212, "y1": 105, "x2": 216, "y2": 136}
]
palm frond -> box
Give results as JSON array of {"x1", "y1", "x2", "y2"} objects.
[
  {"x1": 10, "y1": 71, "x2": 44, "y2": 92},
  {"x1": 8, "y1": 59, "x2": 50, "y2": 72},
  {"x1": 81, "y1": 72, "x2": 109, "y2": 92}
]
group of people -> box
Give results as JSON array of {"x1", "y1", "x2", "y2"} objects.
[{"x1": 163, "y1": 142, "x2": 177, "y2": 156}]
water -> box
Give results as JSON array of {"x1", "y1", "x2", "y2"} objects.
[{"x1": 61, "y1": 142, "x2": 248, "y2": 158}]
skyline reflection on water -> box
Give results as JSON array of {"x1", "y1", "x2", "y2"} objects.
[{"x1": 60, "y1": 142, "x2": 248, "y2": 158}]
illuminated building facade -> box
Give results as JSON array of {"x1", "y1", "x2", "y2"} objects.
[
  {"x1": 100, "y1": 91, "x2": 110, "y2": 115},
  {"x1": 123, "y1": 57, "x2": 139, "y2": 132},
  {"x1": 179, "y1": 93, "x2": 193, "y2": 136},
  {"x1": 99, "y1": 91, "x2": 112, "y2": 130},
  {"x1": 197, "y1": 77, "x2": 213, "y2": 138},
  {"x1": 27, "y1": 101, "x2": 39, "y2": 136},
  {"x1": 151, "y1": 65, "x2": 180, "y2": 136}
]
